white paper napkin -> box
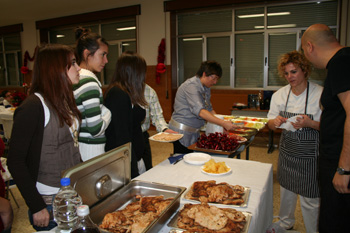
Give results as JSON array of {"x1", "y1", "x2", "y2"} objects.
[{"x1": 278, "y1": 115, "x2": 303, "y2": 132}]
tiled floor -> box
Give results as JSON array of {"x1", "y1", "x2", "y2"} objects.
[{"x1": 7, "y1": 131, "x2": 306, "y2": 233}]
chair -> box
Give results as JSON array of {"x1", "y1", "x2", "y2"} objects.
[
  {"x1": 5, "y1": 178, "x2": 19, "y2": 208},
  {"x1": 1, "y1": 157, "x2": 19, "y2": 208}
]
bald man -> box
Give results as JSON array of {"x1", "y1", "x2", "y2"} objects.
[{"x1": 302, "y1": 24, "x2": 350, "y2": 233}]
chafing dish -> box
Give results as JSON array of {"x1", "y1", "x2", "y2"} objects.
[{"x1": 62, "y1": 142, "x2": 186, "y2": 233}]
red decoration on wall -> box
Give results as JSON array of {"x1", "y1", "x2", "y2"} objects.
[
  {"x1": 20, "y1": 47, "x2": 37, "y2": 74},
  {"x1": 156, "y1": 38, "x2": 166, "y2": 84}
]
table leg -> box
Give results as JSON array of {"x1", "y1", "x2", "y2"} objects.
[
  {"x1": 246, "y1": 146, "x2": 249, "y2": 160},
  {"x1": 267, "y1": 130, "x2": 274, "y2": 154}
]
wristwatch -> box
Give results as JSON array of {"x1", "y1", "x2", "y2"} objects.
[{"x1": 336, "y1": 167, "x2": 350, "y2": 175}]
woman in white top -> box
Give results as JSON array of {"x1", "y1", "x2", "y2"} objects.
[{"x1": 267, "y1": 51, "x2": 323, "y2": 233}]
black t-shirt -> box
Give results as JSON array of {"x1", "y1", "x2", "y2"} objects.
[{"x1": 320, "y1": 47, "x2": 350, "y2": 160}]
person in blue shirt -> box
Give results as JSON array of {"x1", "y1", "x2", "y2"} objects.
[{"x1": 168, "y1": 61, "x2": 237, "y2": 154}]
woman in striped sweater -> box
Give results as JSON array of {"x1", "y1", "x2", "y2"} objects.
[{"x1": 73, "y1": 27, "x2": 111, "y2": 161}]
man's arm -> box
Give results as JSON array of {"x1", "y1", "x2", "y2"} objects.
[{"x1": 332, "y1": 90, "x2": 350, "y2": 193}]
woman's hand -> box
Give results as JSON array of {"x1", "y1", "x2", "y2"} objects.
[
  {"x1": 291, "y1": 115, "x2": 307, "y2": 129},
  {"x1": 274, "y1": 116, "x2": 287, "y2": 128},
  {"x1": 33, "y1": 208, "x2": 50, "y2": 227},
  {"x1": 291, "y1": 115, "x2": 319, "y2": 130}
]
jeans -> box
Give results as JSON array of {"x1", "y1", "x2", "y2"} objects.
[{"x1": 28, "y1": 204, "x2": 57, "y2": 231}]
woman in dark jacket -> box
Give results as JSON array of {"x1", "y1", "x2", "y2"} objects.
[
  {"x1": 7, "y1": 44, "x2": 82, "y2": 231},
  {"x1": 104, "y1": 53, "x2": 148, "y2": 178}
]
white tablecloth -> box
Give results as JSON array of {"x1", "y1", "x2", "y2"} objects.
[
  {"x1": 137, "y1": 157, "x2": 273, "y2": 233},
  {"x1": 0, "y1": 108, "x2": 14, "y2": 139}
]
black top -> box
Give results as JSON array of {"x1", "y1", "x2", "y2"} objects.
[
  {"x1": 104, "y1": 86, "x2": 145, "y2": 178},
  {"x1": 320, "y1": 47, "x2": 350, "y2": 160}
]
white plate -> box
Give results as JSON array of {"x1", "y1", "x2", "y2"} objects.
[
  {"x1": 201, "y1": 165, "x2": 232, "y2": 176},
  {"x1": 149, "y1": 132, "x2": 184, "y2": 142},
  {"x1": 183, "y1": 152, "x2": 211, "y2": 165}
]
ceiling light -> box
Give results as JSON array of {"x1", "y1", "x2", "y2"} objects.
[
  {"x1": 267, "y1": 24, "x2": 296, "y2": 28},
  {"x1": 56, "y1": 35, "x2": 65, "y2": 38},
  {"x1": 254, "y1": 24, "x2": 296, "y2": 29},
  {"x1": 238, "y1": 13, "x2": 264, "y2": 18},
  {"x1": 268, "y1": 12, "x2": 291, "y2": 17},
  {"x1": 183, "y1": 38, "x2": 203, "y2": 41},
  {"x1": 238, "y1": 12, "x2": 290, "y2": 18},
  {"x1": 123, "y1": 43, "x2": 130, "y2": 46},
  {"x1": 116, "y1": 26, "x2": 136, "y2": 31}
]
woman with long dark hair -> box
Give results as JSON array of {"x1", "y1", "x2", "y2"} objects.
[
  {"x1": 7, "y1": 44, "x2": 82, "y2": 231},
  {"x1": 105, "y1": 53, "x2": 148, "y2": 178}
]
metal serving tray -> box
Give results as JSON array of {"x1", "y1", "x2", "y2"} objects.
[
  {"x1": 92, "y1": 180, "x2": 186, "y2": 233},
  {"x1": 182, "y1": 185, "x2": 251, "y2": 208},
  {"x1": 168, "y1": 206, "x2": 252, "y2": 233},
  {"x1": 62, "y1": 142, "x2": 186, "y2": 233}
]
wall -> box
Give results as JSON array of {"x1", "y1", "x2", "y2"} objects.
[
  {"x1": 18, "y1": 0, "x2": 168, "y2": 68},
  {"x1": 146, "y1": 65, "x2": 173, "y2": 121}
]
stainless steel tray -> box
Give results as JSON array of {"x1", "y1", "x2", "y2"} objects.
[
  {"x1": 183, "y1": 184, "x2": 251, "y2": 208},
  {"x1": 91, "y1": 180, "x2": 186, "y2": 233},
  {"x1": 168, "y1": 205, "x2": 252, "y2": 233}
]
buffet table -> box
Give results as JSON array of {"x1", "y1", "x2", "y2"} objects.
[
  {"x1": 230, "y1": 109, "x2": 278, "y2": 154},
  {"x1": 137, "y1": 156, "x2": 273, "y2": 233}
]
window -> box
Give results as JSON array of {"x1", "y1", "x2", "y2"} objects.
[
  {"x1": 48, "y1": 19, "x2": 137, "y2": 85},
  {"x1": 177, "y1": 10, "x2": 232, "y2": 85},
  {"x1": 37, "y1": 6, "x2": 140, "y2": 86},
  {"x1": 0, "y1": 33, "x2": 22, "y2": 86},
  {"x1": 176, "y1": 0, "x2": 339, "y2": 89}
]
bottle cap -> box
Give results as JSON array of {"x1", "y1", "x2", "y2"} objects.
[
  {"x1": 60, "y1": 177, "x2": 70, "y2": 186},
  {"x1": 77, "y1": 205, "x2": 90, "y2": 216}
]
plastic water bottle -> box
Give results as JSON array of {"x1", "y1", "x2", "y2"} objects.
[
  {"x1": 53, "y1": 178, "x2": 82, "y2": 233},
  {"x1": 71, "y1": 205, "x2": 100, "y2": 233}
]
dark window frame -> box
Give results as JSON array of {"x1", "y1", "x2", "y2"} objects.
[
  {"x1": 0, "y1": 24, "x2": 23, "y2": 87},
  {"x1": 36, "y1": 5, "x2": 141, "y2": 44},
  {"x1": 164, "y1": 0, "x2": 340, "y2": 89}
]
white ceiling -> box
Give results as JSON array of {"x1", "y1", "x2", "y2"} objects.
[{"x1": 0, "y1": 0, "x2": 137, "y2": 27}]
